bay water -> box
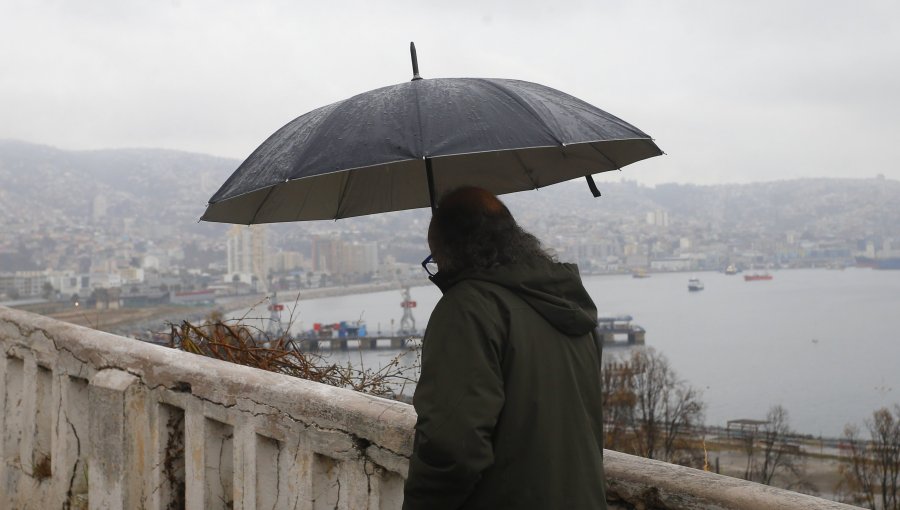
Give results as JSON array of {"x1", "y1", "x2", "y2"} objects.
[{"x1": 234, "y1": 267, "x2": 900, "y2": 438}]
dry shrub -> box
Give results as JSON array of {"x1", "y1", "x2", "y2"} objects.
[{"x1": 167, "y1": 311, "x2": 419, "y2": 400}]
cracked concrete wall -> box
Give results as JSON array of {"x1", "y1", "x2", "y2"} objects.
[
  {"x1": 1, "y1": 306, "x2": 857, "y2": 510},
  {"x1": 1, "y1": 306, "x2": 413, "y2": 510}
]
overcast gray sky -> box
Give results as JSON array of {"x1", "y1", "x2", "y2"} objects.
[{"x1": 1, "y1": 0, "x2": 898, "y2": 185}]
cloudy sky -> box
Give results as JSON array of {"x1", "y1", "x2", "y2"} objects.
[{"x1": 1, "y1": 0, "x2": 898, "y2": 185}]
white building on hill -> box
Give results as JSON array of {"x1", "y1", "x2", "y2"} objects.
[{"x1": 226, "y1": 225, "x2": 270, "y2": 291}]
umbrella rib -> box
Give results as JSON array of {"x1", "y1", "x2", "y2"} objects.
[
  {"x1": 477, "y1": 79, "x2": 563, "y2": 146},
  {"x1": 411, "y1": 82, "x2": 426, "y2": 157},
  {"x1": 512, "y1": 150, "x2": 541, "y2": 190},
  {"x1": 411, "y1": 80, "x2": 433, "y2": 209},
  {"x1": 292, "y1": 178, "x2": 317, "y2": 222},
  {"x1": 333, "y1": 170, "x2": 354, "y2": 219},
  {"x1": 247, "y1": 185, "x2": 277, "y2": 225},
  {"x1": 587, "y1": 142, "x2": 621, "y2": 170}
]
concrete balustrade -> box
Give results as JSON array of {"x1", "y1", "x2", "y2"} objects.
[{"x1": 1, "y1": 306, "x2": 856, "y2": 510}]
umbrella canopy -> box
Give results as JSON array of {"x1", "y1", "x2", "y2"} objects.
[{"x1": 202, "y1": 56, "x2": 662, "y2": 224}]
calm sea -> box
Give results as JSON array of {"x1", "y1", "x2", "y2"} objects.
[{"x1": 233, "y1": 267, "x2": 900, "y2": 438}]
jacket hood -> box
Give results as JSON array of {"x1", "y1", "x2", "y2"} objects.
[{"x1": 430, "y1": 260, "x2": 598, "y2": 336}]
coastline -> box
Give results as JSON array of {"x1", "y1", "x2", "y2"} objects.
[
  {"x1": 269, "y1": 279, "x2": 428, "y2": 303},
  {"x1": 44, "y1": 267, "x2": 897, "y2": 442}
]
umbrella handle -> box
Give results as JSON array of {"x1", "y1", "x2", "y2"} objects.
[
  {"x1": 410, "y1": 42, "x2": 423, "y2": 81},
  {"x1": 585, "y1": 175, "x2": 602, "y2": 197}
]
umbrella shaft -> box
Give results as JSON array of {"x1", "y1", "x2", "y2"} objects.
[{"x1": 425, "y1": 157, "x2": 436, "y2": 213}]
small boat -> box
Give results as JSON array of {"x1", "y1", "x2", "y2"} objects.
[
  {"x1": 688, "y1": 278, "x2": 704, "y2": 291},
  {"x1": 632, "y1": 268, "x2": 650, "y2": 278},
  {"x1": 743, "y1": 273, "x2": 773, "y2": 281},
  {"x1": 724, "y1": 264, "x2": 738, "y2": 275}
]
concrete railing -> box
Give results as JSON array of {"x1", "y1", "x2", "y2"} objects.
[{"x1": 0, "y1": 306, "x2": 857, "y2": 510}]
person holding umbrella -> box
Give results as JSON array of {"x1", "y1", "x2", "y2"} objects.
[
  {"x1": 403, "y1": 186, "x2": 606, "y2": 510},
  {"x1": 201, "y1": 44, "x2": 659, "y2": 509}
]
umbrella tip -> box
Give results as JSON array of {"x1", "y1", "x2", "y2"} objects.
[{"x1": 410, "y1": 42, "x2": 423, "y2": 81}]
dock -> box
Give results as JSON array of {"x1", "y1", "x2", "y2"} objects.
[
  {"x1": 286, "y1": 334, "x2": 421, "y2": 351},
  {"x1": 262, "y1": 286, "x2": 424, "y2": 351},
  {"x1": 597, "y1": 315, "x2": 645, "y2": 346}
]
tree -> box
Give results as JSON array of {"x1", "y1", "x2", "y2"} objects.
[
  {"x1": 603, "y1": 348, "x2": 705, "y2": 466},
  {"x1": 740, "y1": 405, "x2": 808, "y2": 489},
  {"x1": 758, "y1": 406, "x2": 794, "y2": 485},
  {"x1": 843, "y1": 425, "x2": 878, "y2": 509},
  {"x1": 41, "y1": 282, "x2": 56, "y2": 300},
  {"x1": 630, "y1": 347, "x2": 671, "y2": 460},
  {"x1": 602, "y1": 360, "x2": 638, "y2": 451},
  {"x1": 842, "y1": 405, "x2": 900, "y2": 509},
  {"x1": 91, "y1": 287, "x2": 110, "y2": 309}
]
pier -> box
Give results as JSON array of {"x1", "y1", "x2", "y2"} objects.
[
  {"x1": 286, "y1": 335, "x2": 421, "y2": 351},
  {"x1": 262, "y1": 286, "x2": 423, "y2": 351},
  {"x1": 597, "y1": 315, "x2": 646, "y2": 346}
]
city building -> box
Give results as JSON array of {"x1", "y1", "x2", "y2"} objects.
[
  {"x1": 272, "y1": 250, "x2": 308, "y2": 274},
  {"x1": 226, "y1": 225, "x2": 270, "y2": 291},
  {"x1": 646, "y1": 209, "x2": 670, "y2": 227},
  {"x1": 312, "y1": 236, "x2": 379, "y2": 277}
]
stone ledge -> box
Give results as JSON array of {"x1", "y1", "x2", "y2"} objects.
[
  {"x1": 0, "y1": 305, "x2": 859, "y2": 509},
  {"x1": 603, "y1": 443, "x2": 856, "y2": 509},
  {"x1": 0, "y1": 306, "x2": 417, "y2": 455}
]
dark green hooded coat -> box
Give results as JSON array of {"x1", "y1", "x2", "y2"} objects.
[{"x1": 403, "y1": 260, "x2": 606, "y2": 510}]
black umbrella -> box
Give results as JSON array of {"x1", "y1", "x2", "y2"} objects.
[{"x1": 201, "y1": 44, "x2": 662, "y2": 224}]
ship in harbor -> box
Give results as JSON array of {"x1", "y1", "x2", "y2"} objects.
[
  {"x1": 744, "y1": 273, "x2": 773, "y2": 281},
  {"x1": 855, "y1": 256, "x2": 900, "y2": 270},
  {"x1": 631, "y1": 268, "x2": 651, "y2": 278},
  {"x1": 688, "y1": 278, "x2": 704, "y2": 291}
]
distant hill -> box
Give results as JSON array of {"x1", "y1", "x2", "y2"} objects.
[
  {"x1": 1, "y1": 139, "x2": 898, "y2": 245},
  {"x1": 0, "y1": 139, "x2": 237, "y2": 237},
  {"x1": 500, "y1": 175, "x2": 900, "y2": 241},
  {"x1": 646, "y1": 178, "x2": 900, "y2": 238}
]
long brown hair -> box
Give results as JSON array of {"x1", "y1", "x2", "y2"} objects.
[{"x1": 427, "y1": 187, "x2": 553, "y2": 274}]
